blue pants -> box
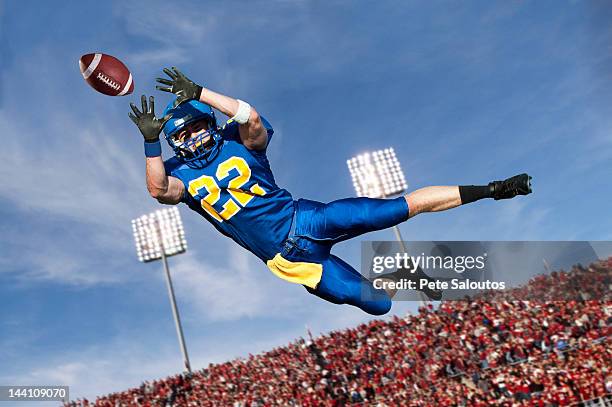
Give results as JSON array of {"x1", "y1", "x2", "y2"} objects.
[{"x1": 279, "y1": 197, "x2": 409, "y2": 315}]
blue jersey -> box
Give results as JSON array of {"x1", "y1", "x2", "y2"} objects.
[{"x1": 164, "y1": 117, "x2": 294, "y2": 262}]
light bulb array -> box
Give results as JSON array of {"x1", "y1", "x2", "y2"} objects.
[
  {"x1": 347, "y1": 148, "x2": 408, "y2": 198},
  {"x1": 132, "y1": 207, "x2": 187, "y2": 263}
]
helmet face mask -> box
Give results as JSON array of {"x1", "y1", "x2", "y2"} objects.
[
  {"x1": 163, "y1": 99, "x2": 221, "y2": 167},
  {"x1": 173, "y1": 120, "x2": 210, "y2": 145},
  {"x1": 172, "y1": 120, "x2": 213, "y2": 157}
]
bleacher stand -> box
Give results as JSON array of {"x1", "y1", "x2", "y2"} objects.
[{"x1": 66, "y1": 258, "x2": 612, "y2": 406}]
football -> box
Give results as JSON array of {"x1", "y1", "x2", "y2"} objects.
[{"x1": 79, "y1": 53, "x2": 134, "y2": 96}]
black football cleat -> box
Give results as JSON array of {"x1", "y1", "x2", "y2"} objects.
[{"x1": 489, "y1": 173, "x2": 532, "y2": 200}]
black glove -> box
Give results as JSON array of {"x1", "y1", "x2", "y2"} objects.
[
  {"x1": 156, "y1": 67, "x2": 203, "y2": 107},
  {"x1": 128, "y1": 95, "x2": 171, "y2": 142}
]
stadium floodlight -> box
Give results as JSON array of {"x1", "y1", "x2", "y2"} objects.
[
  {"x1": 347, "y1": 148, "x2": 428, "y2": 304},
  {"x1": 132, "y1": 207, "x2": 187, "y2": 262},
  {"x1": 347, "y1": 148, "x2": 408, "y2": 199},
  {"x1": 347, "y1": 147, "x2": 409, "y2": 245},
  {"x1": 132, "y1": 207, "x2": 192, "y2": 373}
]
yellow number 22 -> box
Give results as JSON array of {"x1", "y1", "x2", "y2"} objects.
[{"x1": 187, "y1": 156, "x2": 266, "y2": 222}]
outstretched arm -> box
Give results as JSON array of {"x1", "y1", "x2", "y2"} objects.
[
  {"x1": 156, "y1": 67, "x2": 268, "y2": 151},
  {"x1": 128, "y1": 94, "x2": 185, "y2": 205},
  {"x1": 200, "y1": 88, "x2": 268, "y2": 151}
]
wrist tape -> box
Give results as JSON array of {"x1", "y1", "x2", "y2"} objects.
[
  {"x1": 231, "y1": 99, "x2": 251, "y2": 124},
  {"x1": 144, "y1": 140, "x2": 162, "y2": 157}
]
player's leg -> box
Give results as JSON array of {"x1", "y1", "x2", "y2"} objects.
[
  {"x1": 294, "y1": 174, "x2": 532, "y2": 243},
  {"x1": 404, "y1": 186, "x2": 462, "y2": 218},
  {"x1": 293, "y1": 196, "x2": 410, "y2": 243},
  {"x1": 305, "y1": 254, "x2": 392, "y2": 316},
  {"x1": 272, "y1": 231, "x2": 391, "y2": 314},
  {"x1": 406, "y1": 173, "x2": 532, "y2": 218}
]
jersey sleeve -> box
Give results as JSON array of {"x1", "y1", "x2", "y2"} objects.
[
  {"x1": 163, "y1": 156, "x2": 183, "y2": 175},
  {"x1": 261, "y1": 115, "x2": 274, "y2": 145},
  {"x1": 220, "y1": 119, "x2": 241, "y2": 142},
  {"x1": 220, "y1": 115, "x2": 274, "y2": 147},
  {"x1": 163, "y1": 157, "x2": 191, "y2": 203}
]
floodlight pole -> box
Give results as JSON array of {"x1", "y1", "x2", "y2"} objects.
[
  {"x1": 349, "y1": 149, "x2": 430, "y2": 306},
  {"x1": 133, "y1": 208, "x2": 191, "y2": 373},
  {"x1": 391, "y1": 219, "x2": 408, "y2": 254},
  {"x1": 390, "y1": 220, "x2": 428, "y2": 306},
  {"x1": 156, "y1": 224, "x2": 192, "y2": 374}
]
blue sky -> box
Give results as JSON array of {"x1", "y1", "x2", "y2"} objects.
[{"x1": 1, "y1": 0, "x2": 611, "y2": 402}]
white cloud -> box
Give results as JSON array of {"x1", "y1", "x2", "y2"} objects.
[
  {"x1": 0, "y1": 103, "x2": 145, "y2": 229},
  {"x1": 114, "y1": 2, "x2": 213, "y2": 45},
  {"x1": 171, "y1": 244, "x2": 306, "y2": 321},
  {"x1": 128, "y1": 47, "x2": 189, "y2": 68},
  {"x1": 0, "y1": 43, "x2": 169, "y2": 285},
  {"x1": 489, "y1": 199, "x2": 553, "y2": 239},
  {"x1": 112, "y1": 1, "x2": 218, "y2": 71},
  {"x1": 0, "y1": 103, "x2": 151, "y2": 285}
]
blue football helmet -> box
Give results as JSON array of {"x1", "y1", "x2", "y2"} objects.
[{"x1": 162, "y1": 99, "x2": 222, "y2": 167}]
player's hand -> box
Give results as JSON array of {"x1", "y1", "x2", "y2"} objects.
[
  {"x1": 156, "y1": 67, "x2": 203, "y2": 107},
  {"x1": 128, "y1": 95, "x2": 171, "y2": 142}
]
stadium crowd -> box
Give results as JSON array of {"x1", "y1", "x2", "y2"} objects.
[{"x1": 67, "y1": 259, "x2": 611, "y2": 406}]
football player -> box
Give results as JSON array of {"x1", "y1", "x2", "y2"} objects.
[{"x1": 128, "y1": 67, "x2": 532, "y2": 315}]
